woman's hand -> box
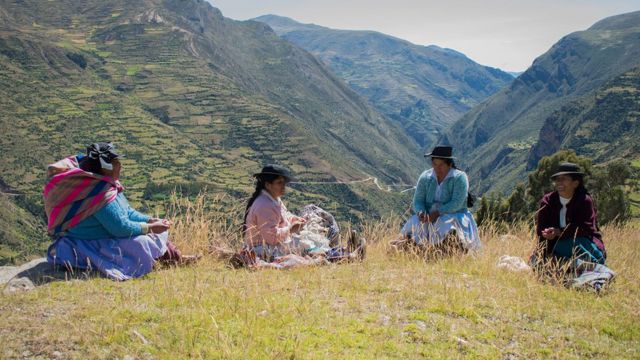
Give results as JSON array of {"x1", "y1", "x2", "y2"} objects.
[
  {"x1": 429, "y1": 211, "x2": 440, "y2": 223},
  {"x1": 148, "y1": 220, "x2": 171, "y2": 234},
  {"x1": 148, "y1": 218, "x2": 172, "y2": 225},
  {"x1": 418, "y1": 211, "x2": 440, "y2": 223},
  {"x1": 541, "y1": 227, "x2": 560, "y2": 240},
  {"x1": 289, "y1": 218, "x2": 306, "y2": 234},
  {"x1": 291, "y1": 216, "x2": 306, "y2": 224}
]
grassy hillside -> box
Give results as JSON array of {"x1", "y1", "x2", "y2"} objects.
[
  {"x1": 442, "y1": 11, "x2": 640, "y2": 194},
  {"x1": 0, "y1": 194, "x2": 48, "y2": 264},
  {"x1": 1, "y1": 197, "x2": 638, "y2": 358},
  {"x1": 254, "y1": 15, "x2": 513, "y2": 148},
  {"x1": 0, "y1": 0, "x2": 425, "y2": 263}
]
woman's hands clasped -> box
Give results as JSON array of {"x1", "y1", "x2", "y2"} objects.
[
  {"x1": 541, "y1": 227, "x2": 561, "y2": 240},
  {"x1": 148, "y1": 218, "x2": 172, "y2": 234},
  {"x1": 418, "y1": 211, "x2": 440, "y2": 224}
]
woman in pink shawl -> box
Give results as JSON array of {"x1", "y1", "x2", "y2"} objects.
[
  {"x1": 243, "y1": 164, "x2": 306, "y2": 260},
  {"x1": 45, "y1": 142, "x2": 188, "y2": 280}
]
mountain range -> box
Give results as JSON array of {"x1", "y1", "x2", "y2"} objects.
[
  {"x1": 528, "y1": 65, "x2": 640, "y2": 167},
  {"x1": 253, "y1": 14, "x2": 513, "y2": 148},
  {"x1": 441, "y1": 10, "x2": 640, "y2": 193},
  {"x1": 0, "y1": 0, "x2": 424, "y2": 263}
]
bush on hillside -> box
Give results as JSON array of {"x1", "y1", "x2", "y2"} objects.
[{"x1": 477, "y1": 150, "x2": 632, "y2": 226}]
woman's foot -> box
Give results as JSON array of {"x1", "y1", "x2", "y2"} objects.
[
  {"x1": 439, "y1": 230, "x2": 467, "y2": 256},
  {"x1": 159, "y1": 241, "x2": 201, "y2": 266},
  {"x1": 389, "y1": 237, "x2": 409, "y2": 251},
  {"x1": 348, "y1": 230, "x2": 366, "y2": 261}
]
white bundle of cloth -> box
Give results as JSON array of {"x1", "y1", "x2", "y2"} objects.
[{"x1": 284, "y1": 204, "x2": 339, "y2": 254}]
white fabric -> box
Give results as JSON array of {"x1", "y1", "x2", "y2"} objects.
[
  {"x1": 571, "y1": 259, "x2": 616, "y2": 290},
  {"x1": 559, "y1": 196, "x2": 571, "y2": 228},
  {"x1": 497, "y1": 255, "x2": 531, "y2": 272},
  {"x1": 287, "y1": 210, "x2": 332, "y2": 254},
  {"x1": 401, "y1": 210, "x2": 481, "y2": 250}
]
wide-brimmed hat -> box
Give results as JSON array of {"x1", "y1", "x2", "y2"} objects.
[
  {"x1": 551, "y1": 162, "x2": 584, "y2": 179},
  {"x1": 253, "y1": 164, "x2": 296, "y2": 183},
  {"x1": 424, "y1": 145, "x2": 455, "y2": 159}
]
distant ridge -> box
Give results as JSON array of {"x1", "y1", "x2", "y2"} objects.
[
  {"x1": 441, "y1": 10, "x2": 640, "y2": 193},
  {"x1": 254, "y1": 14, "x2": 514, "y2": 149}
]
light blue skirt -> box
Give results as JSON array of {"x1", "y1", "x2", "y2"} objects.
[
  {"x1": 401, "y1": 210, "x2": 481, "y2": 250},
  {"x1": 47, "y1": 232, "x2": 169, "y2": 281}
]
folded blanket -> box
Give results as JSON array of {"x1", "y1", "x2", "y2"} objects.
[{"x1": 571, "y1": 259, "x2": 616, "y2": 291}]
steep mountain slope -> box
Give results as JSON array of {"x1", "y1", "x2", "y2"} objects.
[
  {"x1": 528, "y1": 66, "x2": 640, "y2": 167},
  {"x1": 0, "y1": 0, "x2": 424, "y2": 262},
  {"x1": 254, "y1": 15, "x2": 513, "y2": 148},
  {"x1": 442, "y1": 11, "x2": 640, "y2": 193},
  {"x1": 0, "y1": 188, "x2": 47, "y2": 265}
]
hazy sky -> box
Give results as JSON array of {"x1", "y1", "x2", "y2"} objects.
[{"x1": 207, "y1": 0, "x2": 640, "y2": 72}]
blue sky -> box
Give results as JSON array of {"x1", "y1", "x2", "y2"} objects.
[{"x1": 208, "y1": 0, "x2": 640, "y2": 72}]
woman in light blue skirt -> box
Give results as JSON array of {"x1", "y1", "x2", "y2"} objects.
[{"x1": 399, "y1": 146, "x2": 481, "y2": 252}]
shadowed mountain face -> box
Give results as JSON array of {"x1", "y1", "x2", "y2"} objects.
[
  {"x1": 253, "y1": 15, "x2": 513, "y2": 149},
  {"x1": 440, "y1": 11, "x2": 640, "y2": 193},
  {"x1": 528, "y1": 66, "x2": 640, "y2": 167},
  {"x1": 0, "y1": 0, "x2": 426, "y2": 263}
]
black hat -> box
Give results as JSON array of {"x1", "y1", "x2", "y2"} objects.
[
  {"x1": 424, "y1": 145, "x2": 455, "y2": 159},
  {"x1": 551, "y1": 162, "x2": 584, "y2": 179},
  {"x1": 253, "y1": 164, "x2": 296, "y2": 183},
  {"x1": 86, "y1": 142, "x2": 122, "y2": 163}
]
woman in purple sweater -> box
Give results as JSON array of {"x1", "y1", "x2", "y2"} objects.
[{"x1": 534, "y1": 162, "x2": 606, "y2": 265}]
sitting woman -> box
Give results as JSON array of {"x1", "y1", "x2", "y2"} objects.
[
  {"x1": 243, "y1": 164, "x2": 308, "y2": 261},
  {"x1": 243, "y1": 164, "x2": 364, "y2": 264},
  {"x1": 45, "y1": 142, "x2": 186, "y2": 281},
  {"x1": 397, "y1": 146, "x2": 481, "y2": 254},
  {"x1": 533, "y1": 162, "x2": 606, "y2": 267}
]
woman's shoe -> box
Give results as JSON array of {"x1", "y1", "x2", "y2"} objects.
[{"x1": 348, "y1": 230, "x2": 367, "y2": 261}]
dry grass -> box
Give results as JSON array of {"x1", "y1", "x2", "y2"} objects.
[{"x1": 1, "y1": 195, "x2": 639, "y2": 359}]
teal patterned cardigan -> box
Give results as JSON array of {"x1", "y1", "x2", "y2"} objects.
[{"x1": 412, "y1": 168, "x2": 469, "y2": 215}]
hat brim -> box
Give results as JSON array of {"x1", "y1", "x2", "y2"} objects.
[
  {"x1": 424, "y1": 153, "x2": 455, "y2": 159},
  {"x1": 252, "y1": 172, "x2": 296, "y2": 183},
  {"x1": 550, "y1": 171, "x2": 584, "y2": 179}
]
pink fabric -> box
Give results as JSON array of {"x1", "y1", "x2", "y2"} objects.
[
  {"x1": 245, "y1": 191, "x2": 292, "y2": 247},
  {"x1": 46, "y1": 177, "x2": 93, "y2": 230},
  {"x1": 43, "y1": 156, "x2": 121, "y2": 235},
  {"x1": 44, "y1": 165, "x2": 83, "y2": 196}
]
